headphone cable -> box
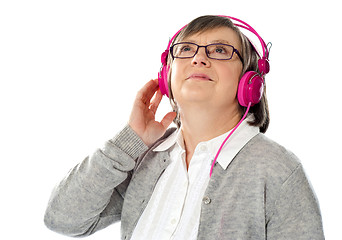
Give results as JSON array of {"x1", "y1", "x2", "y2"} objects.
[{"x1": 210, "y1": 102, "x2": 252, "y2": 177}]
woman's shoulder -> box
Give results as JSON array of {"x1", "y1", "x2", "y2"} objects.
[{"x1": 240, "y1": 133, "x2": 302, "y2": 181}]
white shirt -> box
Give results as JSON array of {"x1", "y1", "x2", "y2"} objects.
[{"x1": 130, "y1": 117, "x2": 259, "y2": 240}]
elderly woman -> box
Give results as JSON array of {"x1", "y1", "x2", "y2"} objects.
[{"x1": 44, "y1": 15, "x2": 324, "y2": 240}]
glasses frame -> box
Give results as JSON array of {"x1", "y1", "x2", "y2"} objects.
[{"x1": 170, "y1": 42, "x2": 244, "y2": 62}]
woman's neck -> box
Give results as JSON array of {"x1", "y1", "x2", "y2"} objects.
[{"x1": 179, "y1": 103, "x2": 241, "y2": 169}]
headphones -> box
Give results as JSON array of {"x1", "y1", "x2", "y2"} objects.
[{"x1": 158, "y1": 15, "x2": 270, "y2": 107}]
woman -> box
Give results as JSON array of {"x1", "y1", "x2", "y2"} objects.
[{"x1": 44, "y1": 15, "x2": 324, "y2": 239}]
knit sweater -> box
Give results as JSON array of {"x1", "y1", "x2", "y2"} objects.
[{"x1": 44, "y1": 125, "x2": 325, "y2": 239}]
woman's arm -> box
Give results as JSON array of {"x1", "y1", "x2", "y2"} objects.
[
  {"x1": 266, "y1": 164, "x2": 325, "y2": 240},
  {"x1": 44, "y1": 125, "x2": 148, "y2": 237},
  {"x1": 44, "y1": 79, "x2": 175, "y2": 236}
]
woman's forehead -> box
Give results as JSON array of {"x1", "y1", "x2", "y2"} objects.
[{"x1": 181, "y1": 27, "x2": 241, "y2": 46}]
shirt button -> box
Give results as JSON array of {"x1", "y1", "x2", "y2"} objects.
[
  {"x1": 200, "y1": 145, "x2": 207, "y2": 152},
  {"x1": 171, "y1": 218, "x2": 177, "y2": 225},
  {"x1": 203, "y1": 196, "x2": 211, "y2": 205}
]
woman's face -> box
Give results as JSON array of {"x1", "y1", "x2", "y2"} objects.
[{"x1": 170, "y1": 27, "x2": 243, "y2": 112}]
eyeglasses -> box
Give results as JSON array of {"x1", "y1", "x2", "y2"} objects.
[{"x1": 170, "y1": 42, "x2": 243, "y2": 62}]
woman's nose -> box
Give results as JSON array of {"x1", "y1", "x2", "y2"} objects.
[{"x1": 191, "y1": 47, "x2": 210, "y2": 67}]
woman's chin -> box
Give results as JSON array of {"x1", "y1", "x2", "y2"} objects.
[{"x1": 177, "y1": 88, "x2": 214, "y2": 103}]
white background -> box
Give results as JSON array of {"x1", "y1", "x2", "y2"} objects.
[{"x1": 1, "y1": 0, "x2": 341, "y2": 239}]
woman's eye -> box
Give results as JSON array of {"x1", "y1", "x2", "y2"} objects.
[
  {"x1": 181, "y1": 46, "x2": 192, "y2": 52},
  {"x1": 215, "y1": 47, "x2": 226, "y2": 54}
]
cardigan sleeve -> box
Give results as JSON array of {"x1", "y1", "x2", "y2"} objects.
[
  {"x1": 44, "y1": 125, "x2": 148, "y2": 237},
  {"x1": 266, "y1": 164, "x2": 325, "y2": 240}
]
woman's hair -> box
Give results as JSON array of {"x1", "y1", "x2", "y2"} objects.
[{"x1": 167, "y1": 15, "x2": 270, "y2": 133}]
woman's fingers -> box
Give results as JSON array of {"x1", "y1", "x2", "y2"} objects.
[
  {"x1": 149, "y1": 88, "x2": 163, "y2": 115},
  {"x1": 137, "y1": 79, "x2": 159, "y2": 105},
  {"x1": 129, "y1": 79, "x2": 174, "y2": 146}
]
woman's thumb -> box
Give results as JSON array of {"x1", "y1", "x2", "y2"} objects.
[{"x1": 161, "y1": 112, "x2": 177, "y2": 129}]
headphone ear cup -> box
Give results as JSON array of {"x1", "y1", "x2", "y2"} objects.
[
  {"x1": 158, "y1": 65, "x2": 170, "y2": 97},
  {"x1": 238, "y1": 71, "x2": 264, "y2": 107},
  {"x1": 258, "y1": 58, "x2": 270, "y2": 75}
]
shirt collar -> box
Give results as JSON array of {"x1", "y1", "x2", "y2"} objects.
[
  {"x1": 153, "y1": 115, "x2": 259, "y2": 170},
  {"x1": 153, "y1": 128, "x2": 183, "y2": 152}
]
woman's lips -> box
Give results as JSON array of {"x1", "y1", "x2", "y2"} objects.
[{"x1": 187, "y1": 73, "x2": 212, "y2": 81}]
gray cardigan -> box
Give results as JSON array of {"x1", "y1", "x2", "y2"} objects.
[{"x1": 44, "y1": 125, "x2": 325, "y2": 239}]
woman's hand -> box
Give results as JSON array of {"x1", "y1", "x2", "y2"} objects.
[{"x1": 129, "y1": 79, "x2": 177, "y2": 146}]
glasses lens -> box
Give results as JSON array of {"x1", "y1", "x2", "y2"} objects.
[
  {"x1": 207, "y1": 44, "x2": 234, "y2": 60},
  {"x1": 172, "y1": 43, "x2": 197, "y2": 58}
]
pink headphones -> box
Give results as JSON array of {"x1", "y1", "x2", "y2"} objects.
[{"x1": 158, "y1": 15, "x2": 270, "y2": 107}]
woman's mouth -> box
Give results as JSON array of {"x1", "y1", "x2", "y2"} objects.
[{"x1": 187, "y1": 73, "x2": 212, "y2": 81}]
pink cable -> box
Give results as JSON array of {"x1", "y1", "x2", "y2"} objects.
[{"x1": 209, "y1": 102, "x2": 252, "y2": 177}]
